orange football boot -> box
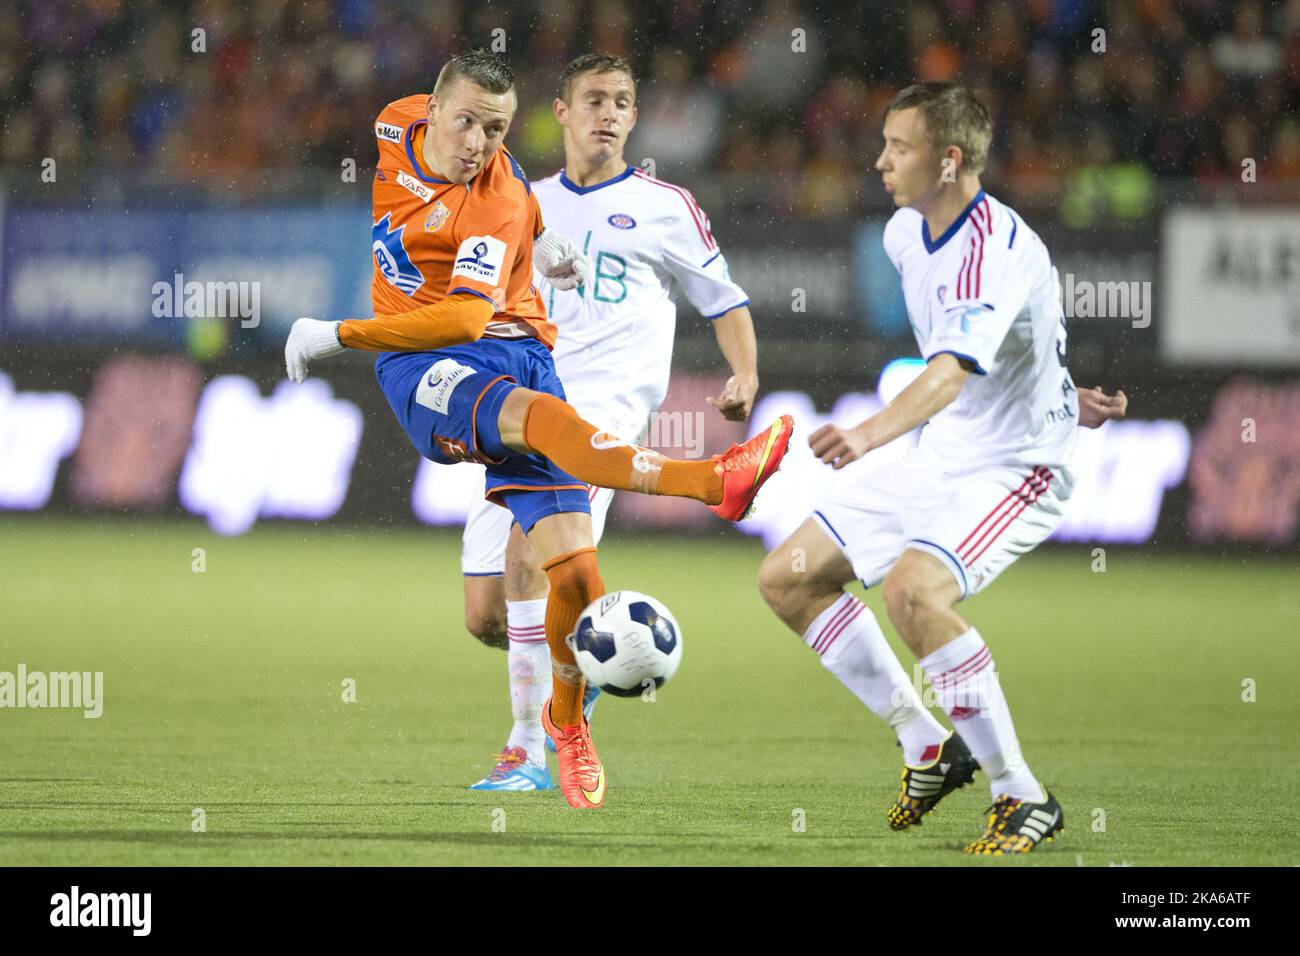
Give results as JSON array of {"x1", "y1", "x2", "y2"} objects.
[
  {"x1": 541, "y1": 696, "x2": 606, "y2": 809},
  {"x1": 708, "y1": 414, "x2": 795, "y2": 522}
]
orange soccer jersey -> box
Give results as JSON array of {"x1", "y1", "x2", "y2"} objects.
[{"x1": 364, "y1": 94, "x2": 555, "y2": 349}]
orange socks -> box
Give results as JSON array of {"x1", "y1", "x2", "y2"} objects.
[
  {"x1": 523, "y1": 394, "x2": 722, "y2": 505},
  {"x1": 542, "y1": 547, "x2": 606, "y2": 726}
]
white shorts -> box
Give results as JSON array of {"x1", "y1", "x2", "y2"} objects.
[
  {"x1": 461, "y1": 482, "x2": 617, "y2": 576},
  {"x1": 812, "y1": 444, "x2": 1075, "y2": 599}
]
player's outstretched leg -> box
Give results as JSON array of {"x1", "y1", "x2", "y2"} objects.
[
  {"x1": 964, "y1": 790, "x2": 1064, "y2": 855},
  {"x1": 528, "y1": 521, "x2": 607, "y2": 809},
  {"x1": 500, "y1": 389, "x2": 793, "y2": 521}
]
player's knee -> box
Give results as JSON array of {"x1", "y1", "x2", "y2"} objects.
[
  {"x1": 505, "y1": 555, "x2": 548, "y2": 597},
  {"x1": 757, "y1": 551, "x2": 800, "y2": 617},
  {"x1": 881, "y1": 569, "x2": 944, "y2": 627},
  {"x1": 464, "y1": 605, "x2": 507, "y2": 649},
  {"x1": 543, "y1": 548, "x2": 603, "y2": 606}
]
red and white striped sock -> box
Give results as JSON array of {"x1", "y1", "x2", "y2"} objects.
[
  {"x1": 505, "y1": 598, "x2": 550, "y2": 765},
  {"x1": 920, "y1": 627, "x2": 1043, "y2": 801},
  {"x1": 803, "y1": 592, "x2": 947, "y2": 763}
]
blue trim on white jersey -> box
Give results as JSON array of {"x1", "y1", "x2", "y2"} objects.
[
  {"x1": 813, "y1": 510, "x2": 847, "y2": 547},
  {"x1": 1008, "y1": 211, "x2": 1019, "y2": 248},
  {"x1": 558, "y1": 164, "x2": 636, "y2": 195},
  {"x1": 404, "y1": 119, "x2": 451, "y2": 184},
  {"x1": 701, "y1": 250, "x2": 722, "y2": 269},
  {"x1": 704, "y1": 298, "x2": 748, "y2": 320},
  {"x1": 926, "y1": 349, "x2": 988, "y2": 375},
  {"x1": 921, "y1": 189, "x2": 987, "y2": 254}
]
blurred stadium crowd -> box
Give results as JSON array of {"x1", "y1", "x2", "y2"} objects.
[{"x1": 1, "y1": 0, "x2": 1298, "y2": 217}]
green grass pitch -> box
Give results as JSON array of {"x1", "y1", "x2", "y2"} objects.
[{"x1": 1, "y1": 515, "x2": 1296, "y2": 866}]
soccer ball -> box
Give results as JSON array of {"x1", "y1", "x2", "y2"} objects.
[{"x1": 570, "y1": 591, "x2": 682, "y2": 697}]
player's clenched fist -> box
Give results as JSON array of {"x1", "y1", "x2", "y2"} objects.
[
  {"x1": 809, "y1": 422, "x2": 874, "y2": 470},
  {"x1": 1077, "y1": 385, "x2": 1127, "y2": 428},
  {"x1": 533, "y1": 227, "x2": 591, "y2": 291},
  {"x1": 706, "y1": 374, "x2": 757, "y2": 422},
  {"x1": 285, "y1": 317, "x2": 345, "y2": 383}
]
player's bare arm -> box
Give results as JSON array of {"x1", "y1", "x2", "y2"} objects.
[
  {"x1": 705, "y1": 305, "x2": 759, "y2": 421},
  {"x1": 808, "y1": 352, "x2": 971, "y2": 468}
]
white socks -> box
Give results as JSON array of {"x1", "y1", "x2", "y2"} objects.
[
  {"x1": 803, "y1": 592, "x2": 948, "y2": 764},
  {"x1": 504, "y1": 598, "x2": 550, "y2": 765},
  {"x1": 919, "y1": 627, "x2": 1043, "y2": 802}
]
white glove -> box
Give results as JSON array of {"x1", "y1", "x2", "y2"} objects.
[
  {"x1": 285, "y1": 318, "x2": 345, "y2": 383},
  {"x1": 532, "y1": 227, "x2": 590, "y2": 291}
]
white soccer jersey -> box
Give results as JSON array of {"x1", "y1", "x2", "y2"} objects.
[
  {"x1": 532, "y1": 165, "x2": 749, "y2": 440},
  {"x1": 883, "y1": 190, "x2": 1078, "y2": 472}
]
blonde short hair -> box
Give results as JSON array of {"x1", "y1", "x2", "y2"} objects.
[{"x1": 885, "y1": 82, "x2": 993, "y2": 175}]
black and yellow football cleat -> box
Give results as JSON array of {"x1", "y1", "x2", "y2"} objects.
[
  {"x1": 887, "y1": 732, "x2": 980, "y2": 831},
  {"x1": 964, "y1": 790, "x2": 1064, "y2": 855}
]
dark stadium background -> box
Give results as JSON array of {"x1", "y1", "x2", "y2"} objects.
[{"x1": 2, "y1": 0, "x2": 1296, "y2": 550}]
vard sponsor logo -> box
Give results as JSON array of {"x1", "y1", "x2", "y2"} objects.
[
  {"x1": 0, "y1": 664, "x2": 103, "y2": 718},
  {"x1": 397, "y1": 170, "x2": 433, "y2": 203},
  {"x1": 50, "y1": 886, "x2": 151, "y2": 936}
]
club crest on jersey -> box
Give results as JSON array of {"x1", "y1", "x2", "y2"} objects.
[
  {"x1": 372, "y1": 213, "x2": 425, "y2": 296},
  {"x1": 607, "y1": 213, "x2": 636, "y2": 229},
  {"x1": 397, "y1": 170, "x2": 433, "y2": 203},
  {"x1": 424, "y1": 200, "x2": 450, "y2": 232},
  {"x1": 452, "y1": 234, "x2": 506, "y2": 285},
  {"x1": 375, "y1": 122, "x2": 403, "y2": 143}
]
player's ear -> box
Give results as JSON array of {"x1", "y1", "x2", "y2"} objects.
[
  {"x1": 628, "y1": 104, "x2": 638, "y2": 132},
  {"x1": 552, "y1": 96, "x2": 567, "y2": 125},
  {"x1": 942, "y1": 145, "x2": 964, "y2": 179},
  {"x1": 427, "y1": 93, "x2": 438, "y2": 124}
]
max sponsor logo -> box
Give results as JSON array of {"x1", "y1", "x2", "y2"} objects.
[{"x1": 375, "y1": 122, "x2": 403, "y2": 143}]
